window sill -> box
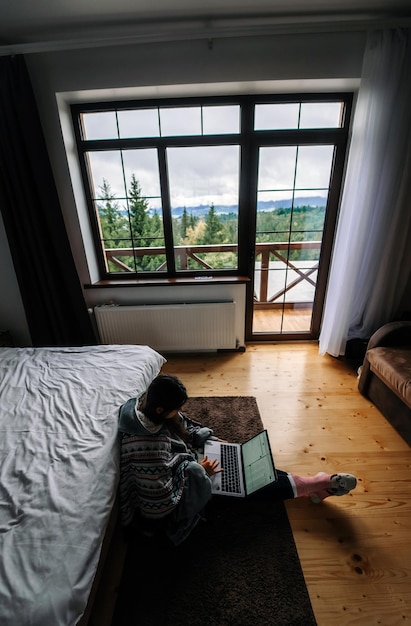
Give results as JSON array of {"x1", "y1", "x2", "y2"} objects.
[{"x1": 85, "y1": 275, "x2": 250, "y2": 289}]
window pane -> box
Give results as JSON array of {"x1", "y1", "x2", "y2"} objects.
[
  {"x1": 101, "y1": 210, "x2": 167, "y2": 274},
  {"x1": 122, "y1": 149, "x2": 161, "y2": 199},
  {"x1": 81, "y1": 112, "x2": 118, "y2": 139},
  {"x1": 87, "y1": 151, "x2": 126, "y2": 198},
  {"x1": 255, "y1": 143, "x2": 334, "y2": 331},
  {"x1": 284, "y1": 260, "x2": 316, "y2": 310},
  {"x1": 94, "y1": 191, "x2": 132, "y2": 273},
  {"x1": 160, "y1": 107, "x2": 201, "y2": 136},
  {"x1": 203, "y1": 105, "x2": 240, "y2": 134},
  {"x1": 258, "y1": 146, "x2": 297, "y2": 191},
  {"x1": 95, "y1": 199, "x2": 130, "y2": 245},
  {"x1": 167, "y1": 145, "x2": 239, "y2": 271},
  {"x1": 300, "y1": 102, "x2": 343, "y2": 128},
  {"x1": 128, "y1": 201, "x2": 166, "y2": 269},
  {"x1": 118, "y1": 109, "x2": 160, "y2": 138},
  {"x1": 255, "y1": 103, "x2": 299, "y2": 130},
  {"x1": 122, "y1": 151, "x2": 165, "y2": 273},
  {"x1": 291, "y1": 192, "x2": 327, "y2": 255},
  {"x1": 105, "y1": 247, "x2": 167, "y2": 273},
  {"x1": 89, "y1": 148, "x2": 166, "y2": 274},
  {"x1": 295, "y1": 145, "x2": 334, "y2": 189}
]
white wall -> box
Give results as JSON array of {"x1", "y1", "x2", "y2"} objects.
[{"x1": 1, "y1": 30, "x2": 367, "y2": 346}]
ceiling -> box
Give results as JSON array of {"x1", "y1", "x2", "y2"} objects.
[{"x1": 1, "y1": 0, "x2": 410, "y2": 54}]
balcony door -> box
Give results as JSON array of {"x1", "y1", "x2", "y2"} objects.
[{"x1": 246, "y1": 100, "x2": 351, "y2": 341}]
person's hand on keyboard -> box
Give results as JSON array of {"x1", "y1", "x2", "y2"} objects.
[{"x1": 200, "y1": 456, "x2": 224, "y2": 477}]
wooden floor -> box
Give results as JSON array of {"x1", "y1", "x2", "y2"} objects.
[{"x1": 160, "y1": 342, "x2": 411, "y2": 626}]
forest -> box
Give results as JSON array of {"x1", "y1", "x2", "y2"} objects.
[{"x1": 97, "y1": 176, "x2": 325, "y2": 272}]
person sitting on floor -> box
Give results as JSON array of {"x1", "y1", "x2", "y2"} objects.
[{"x1": 118, "y1": 374, "x2": 357, "y2": 545}]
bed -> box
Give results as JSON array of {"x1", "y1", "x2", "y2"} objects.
[{"x1": 0, "y1": 344, "x2": 166, "y2": 626}]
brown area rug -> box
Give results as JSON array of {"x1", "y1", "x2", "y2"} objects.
[{"x1": 112, "y1": 397, "x2": 317, "y2": 626}]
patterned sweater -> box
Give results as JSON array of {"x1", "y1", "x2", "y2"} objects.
[{"x1": 118, "y1": 397, "x2": 214, "y2": 543}]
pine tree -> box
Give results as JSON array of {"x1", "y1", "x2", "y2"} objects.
[
  {"x1": 201, "y1": 203, "x2": 224, "y2": 244},
  {"x1": 188, "y1": 212, "x2": 198, "y2": 230},
  {"x1": 128, "y1": 173, "x2": 150, "y2": 246},
  {"x1": 148, "y1": 210, "x2": 163, "y2": 246},
  {"x1": 180, "y1": 207, "x2": 189, "y2": 241},
  {"x1": 97, "y1": 179, "x2": 127, "y2": 245}
]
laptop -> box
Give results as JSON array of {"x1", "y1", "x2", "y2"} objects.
[{"x1": 203, "y1": 430, "x2": 277, "y2": 497}]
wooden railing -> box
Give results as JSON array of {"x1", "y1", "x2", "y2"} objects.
[
  {"x1": 254, "y1": 241, "x2": 320, "y2": 307},
  {"x1": 105, "y1": 240, "x2": 321, "y2": 306}
]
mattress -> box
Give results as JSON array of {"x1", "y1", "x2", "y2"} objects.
[{"x1": 0, "y1": 345, "x2": 165, "y2": 626}]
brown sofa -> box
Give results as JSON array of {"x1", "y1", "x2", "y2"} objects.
[{"x1": 358, "y1": 321, "x2": 411, "y2": 445}]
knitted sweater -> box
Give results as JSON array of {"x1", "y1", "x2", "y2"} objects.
[{"x1": 118, "y1": 397, "x2": 214, "y2": 544}]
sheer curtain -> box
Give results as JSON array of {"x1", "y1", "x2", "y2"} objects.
[{"x1": 319, "y1": 29, "x2": 411, "y2": 357}]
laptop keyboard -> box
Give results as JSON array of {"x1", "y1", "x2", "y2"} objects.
[{"x1": 220, "y1": 444, "x2": 241, "y2": 494}]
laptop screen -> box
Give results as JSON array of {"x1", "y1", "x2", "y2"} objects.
[{"x1": 242, "y1": 430, "x2": 277, "y2": 495}]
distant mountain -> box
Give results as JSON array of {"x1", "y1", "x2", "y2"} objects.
[
  {"x1": 257, "y1": 196, "x2": 327, "y2": 211},
  {"x1": 167, "y1": 196, "x2": 327, "y2": 218}
]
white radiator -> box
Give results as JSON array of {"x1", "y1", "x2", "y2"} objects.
[{"x1": 94, "y1": 302, "x2": 237, "y2": 352}]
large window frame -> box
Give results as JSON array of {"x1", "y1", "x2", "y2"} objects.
[{"x1": 71, "y1": 93, "x2": 352, "y2": 285}]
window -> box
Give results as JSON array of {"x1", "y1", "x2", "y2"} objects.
[{"x1": 71, "y1": 95, "x2": 351, "y2": 281}]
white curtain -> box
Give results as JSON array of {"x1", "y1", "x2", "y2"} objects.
[{"x1": 319, "y1": 28, "x2": 411, "y2": 357}]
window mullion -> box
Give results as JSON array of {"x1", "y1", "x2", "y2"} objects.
[
  {"x1": 240, "y1": 99, "x2": 258, "y2": 339},
  {"x1": 157, "y1": 146, "x2": 176, "y2": 275},
  {"x1": 239, "y1": 98, "x2": 257, "y2": 275}
]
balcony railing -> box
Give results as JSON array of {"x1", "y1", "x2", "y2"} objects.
[{"x1": 105, "y1": 241, "x2": 321, "y2": 307}]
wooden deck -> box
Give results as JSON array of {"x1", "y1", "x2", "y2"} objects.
[{"x1": 253, "y1": 306, "x2": 313, "y2": 333}]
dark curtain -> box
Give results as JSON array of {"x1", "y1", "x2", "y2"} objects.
[{"x1": 0, "y1": 55, "x2": 96, "y2": 347}]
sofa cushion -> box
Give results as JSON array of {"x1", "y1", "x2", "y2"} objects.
[{"x1": 366, "y1": 347, "x2": 411, "y2": 409}]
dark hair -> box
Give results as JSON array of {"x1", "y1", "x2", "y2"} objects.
[{"x1": 142, "y1": 374, "x2": 188, "y2": 423}]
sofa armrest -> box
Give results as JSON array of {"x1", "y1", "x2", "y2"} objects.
[
  {"x1": 358, "y1": 321, "x2": 411, "y2": 396},
  {"x1": 365, "y1": 321, "x2": 411, "y2": 350}
]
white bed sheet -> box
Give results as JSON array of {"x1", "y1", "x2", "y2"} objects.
[{"x1": 0, "y1": 344, "x2": 166, "y2": 626}]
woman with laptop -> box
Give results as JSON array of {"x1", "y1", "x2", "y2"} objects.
[{"x1": 118, "y1": 374, "x2": 357, "y2": 546}]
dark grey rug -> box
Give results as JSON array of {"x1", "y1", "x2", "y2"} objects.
[{"x1": 112, "y1": 396, "x2": 317, "y2": 626}]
